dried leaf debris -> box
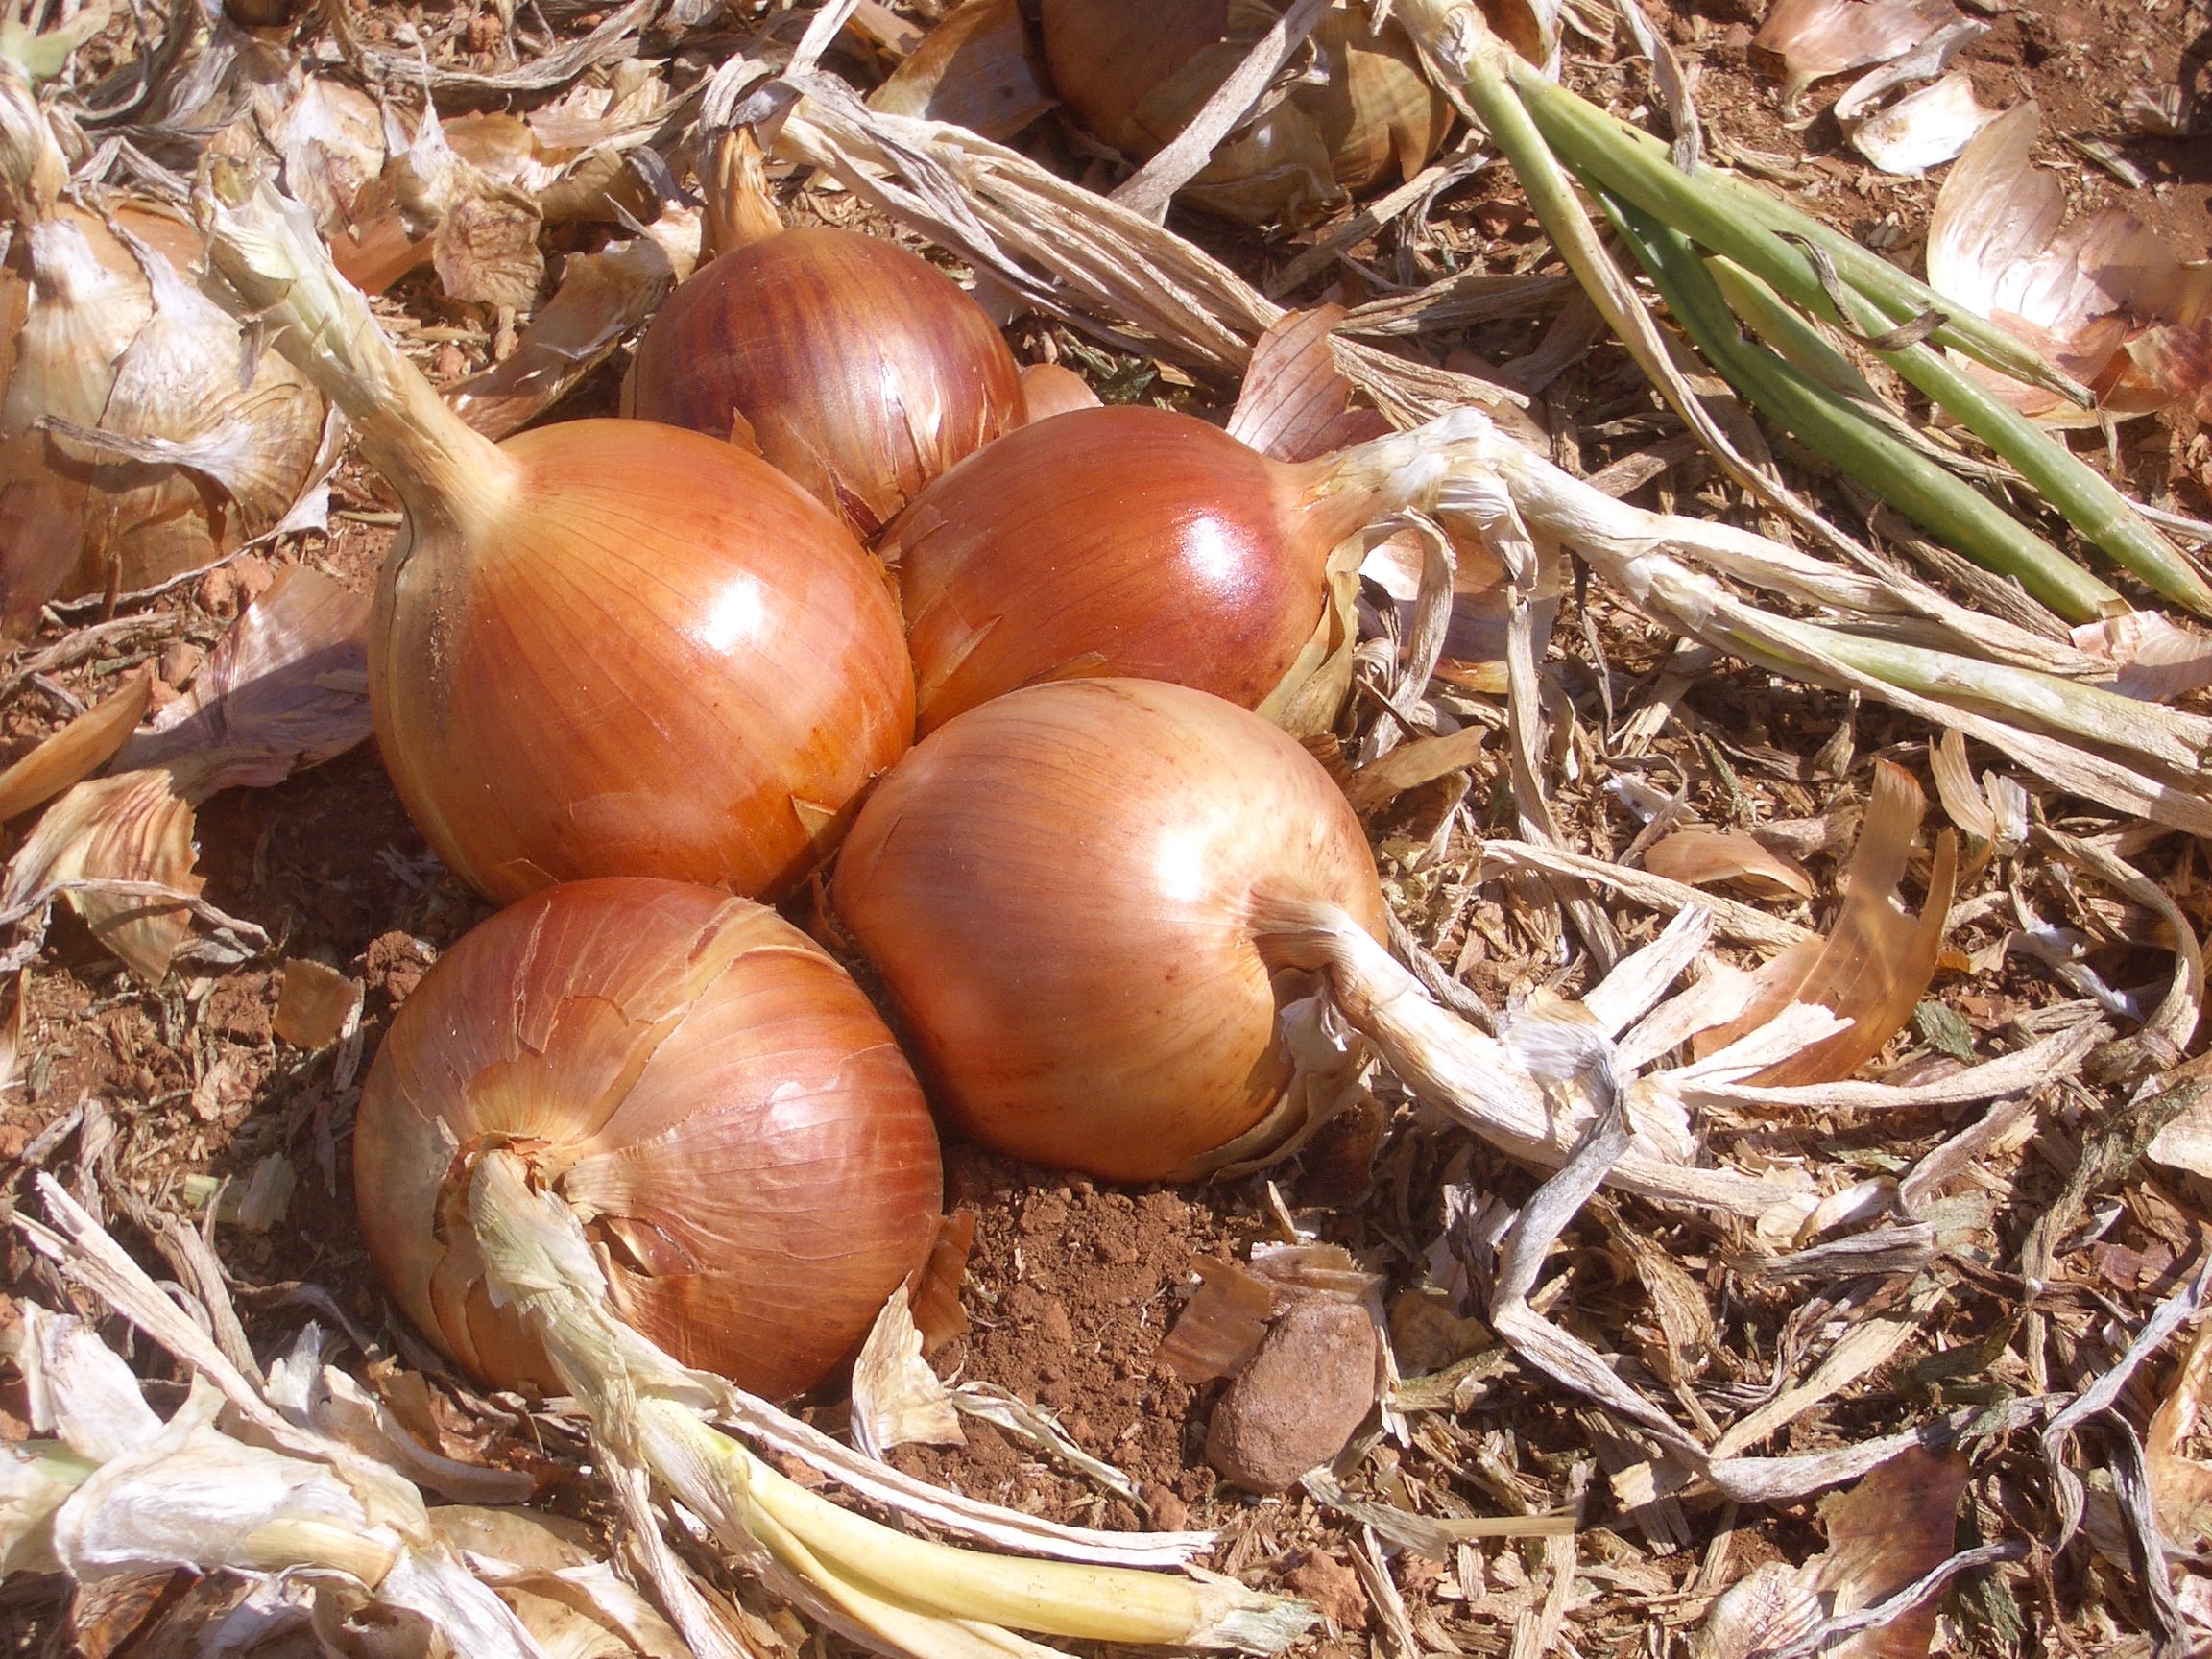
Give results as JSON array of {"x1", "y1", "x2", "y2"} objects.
[{"x1": 0, "y1": 2, "x2": 2207, "y2": 1658}]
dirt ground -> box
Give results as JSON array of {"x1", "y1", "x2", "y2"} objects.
[{"x1": 3, "y1": 0, "x2": 2211, "y2": 1654}]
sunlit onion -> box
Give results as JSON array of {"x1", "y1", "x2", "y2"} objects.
[
  {"x1": 626, "y1": 132, "x2": 1023, "y2": 538},
  {"x1": 832, "y1": 678, "x2": 1386, "y2": 1180},
  {"x1": 355, "y1": 878, "x2": 944, "y2": 1398},
  {"x1": 835, "y1": 678, "x2": 1798, "y2": 1215},
  {"x1": 199, "y1": 169, "x2": 913, "y2": 904},
  {"x1": 879, "y1": 403, "x2": 1446, "y2": 733}
]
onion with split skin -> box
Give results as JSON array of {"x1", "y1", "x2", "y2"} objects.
[
  {"x1": 1039, "y1": 0, "x2": 1455, "y2": 226},
  {"x1": 355, "y1": 877, "x2": 945, "y2": 1399},
  {"x1": 625, "y1": 131, "x2": 1024, "y2": 539},
  {"x1": 196, "y1": 167, "x2": 913, "y2": 904},
  {"x1": 0, "y1": 70, "x2": 325, "y2": 637},
  {"x1": 879, "y1": 402, "x2": 1462, "y2": 733},
  {"x1": 835, "y1": 678, "x2": 1803, "y2": 1214}
]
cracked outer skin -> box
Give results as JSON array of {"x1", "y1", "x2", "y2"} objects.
[
  {"x1": 354, "y1": 878, "x2": 944, "y2": 1398},
  {"x1": 627, "y1": 226, "x2": 1024, "y2": 540}
]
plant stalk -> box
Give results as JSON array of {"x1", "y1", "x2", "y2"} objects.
[
  {"x1": 465, "y1": 1150, "x2": 1313, "y2": 1659},
  {"x1": 1508, "y1": 72, "x2": 2077, "y2": 398},
  {"x1": 1600, "y1": 189, "x2": 2122, "y2": 622},
  {"x1": 195, "y1": 164, "x2": 514, "y2": 545},
  {"x1": 1512, "y1": 78, "x2": 2212, "y2": 616}
]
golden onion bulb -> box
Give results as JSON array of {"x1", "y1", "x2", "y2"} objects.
[
  {"x1": 832, "y1": 678, "x2": 1387, "y2": 1181},
  {"x1": 200, "y1": 171, "x2": 913, "y2": 904},
  {"x1": 355, "y1": 878, "x2": 945, "y2": 1397},
  {"x1": 0, "y1": 74, "x2": 325, "y2": 636},
  {"x1": 1038, "y1": 0, "x2": 1454, "y2": 225}
]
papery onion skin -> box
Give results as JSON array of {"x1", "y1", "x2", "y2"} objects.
[
  {"x1": 881, "y1": 405, "x2": 1371, "y2": 733},
  {"x1": 626, "y1": 228, "x2": 1024, "y2": 539},
  {"x1": 355, "y1": 878, "x2": 945, "y2": 1398},
  {"x1": 373, "y1": 417, "x2": 915, "y2": 905},
  {"x1": 0, "y1": 200, "x2": 324, "y2": 636},
  {"x1": 1038, "y1": 0, "x2": 1230, "y2": 158},
  {"x1": 832, "y1": 678, "x2": 1387, "y2": 1182}
]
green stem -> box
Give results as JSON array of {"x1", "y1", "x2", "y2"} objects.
[
  {"x1": 1706, "y1": 259, "x2": 1884, "y2": 405},
  {"x1": 1601, "y1": 190, "x2": 2122, "y2": 622},
  {"x1": 1514, "y1": 75, "x2": 2212, "y2": 618},
  {"x1": 1508, "y1": 73, "x2": 2076, "y2": 398},
  {"x1": 1821, "y1": 264, "x2": 2212, "y2": 620},
  {"x1": 1726, "y1": 610, "x2": 2212, "y2": 773}
]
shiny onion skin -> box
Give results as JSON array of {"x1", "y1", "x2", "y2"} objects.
[
  {"x1": 626, "y1": 227, "x2": 1025, "y2": 539},
  {"x1": 200, "y1": 172, "x2": 913, "y2": 906},
  {"x1": 371, "y1": 418, "x2": 915, "y2": 903},
  {"x1": 880, "y1": 405, "x2": 1378, "y2": 733},
  {"x1": 355, "y1": 878, "x2": 944, "y2": 1398},
  {"x1": 832, "y1": 679, "x2": 1387, "y2": 1181}
]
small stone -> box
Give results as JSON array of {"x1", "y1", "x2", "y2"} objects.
[
  {"x1": 1205, "y1": 1299, "x2": 1378, "y2": 1494},
  {"x1": 1388, "y1": 1287, "x2": 1491, "y2": 1375},
  {"x1": 196, "y1": 554, "x2": 274, "y2": 618},
  {"x1": 1285, "y1": 1550, "x2": 1368, "y2": 1633},
  {"x1": 1036, "y1": 1299, "x2": 1074, "y2": 1349},
  {"x1": 156, "y1": 640, "x2": 204, "y2": 691},
  {"x1": 1140, "y1": 1481, "x2": 1188, "y2": 1532}
]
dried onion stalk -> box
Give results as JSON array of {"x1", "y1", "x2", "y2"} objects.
[
  {"x1": 834, "y1": 678, "x2": 1797, "y2": 1211},
  {"x1": 627, "y1": 129, "x2": 1023, "y2": 539},
  {"x1": 355, "y1": 878, "x2": 944, "y2": 1401}
]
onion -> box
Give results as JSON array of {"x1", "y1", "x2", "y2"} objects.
[
  {"x1": 833, "y1": 677, "x2": 1386, "y2": 1180},
  {"x1": 198, "y1": 168, "x2": 914, "y2": 904},
  {"x1": 359, "y1": 874, "x2": 1310, "y2": 1656},
  {"x1": 625, "y1": 131, "x2": 1023, "y2": 538},
  {"x1": 355, "y1": 877, "x2": 944, "y2": 1400},
  {"x1": 834, "y1": 678, "x2": 1803, "y2": 1213},
  {"x1": 1038, "y1": 0, "x2": 1454, "y2": 225},
  {"x1": 879, "y1": 402, "x2": 1454, "y2": 733},
  {"x1": 0, "y1": 72, "x2": 325, "y2": 636}
]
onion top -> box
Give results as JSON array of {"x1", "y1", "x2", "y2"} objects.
[
  {"x1": 197, "y1": 168, "x2": 914, "y2": 904},
  {"x1": 626, "y1": 130, "x2": 1024, "y2": 538}
]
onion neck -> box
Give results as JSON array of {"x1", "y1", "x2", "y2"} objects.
[
  {"x1": 701, "y1": 125, "x2": 785, "y2": 261},
  {"x1": 196, "y1": 164, "x2": 516, "y2": 546},
  {"x1": 0, "y1": 68, "x2": 64, "y2": 224},
  {"x1": 1291, "y1": 407, "x2": 1494, "y2": 550},
  {"x1": 1247, "y1": 889, "x2": 1802, "y2": 1214}
]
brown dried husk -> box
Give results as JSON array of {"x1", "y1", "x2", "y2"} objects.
[
  {"x1": 870, "y1": 0, "x2": 1055, "y2": 141},
  {"x1": 1695, "y1": 760, "x2": 1958, "y2": 1084},
  {"x1": 1926, "y1": 102, "x2": 2212, "y2": 423},
  {"x1": 0, "y1": 200, "x2": 325, "y2": 635}
]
